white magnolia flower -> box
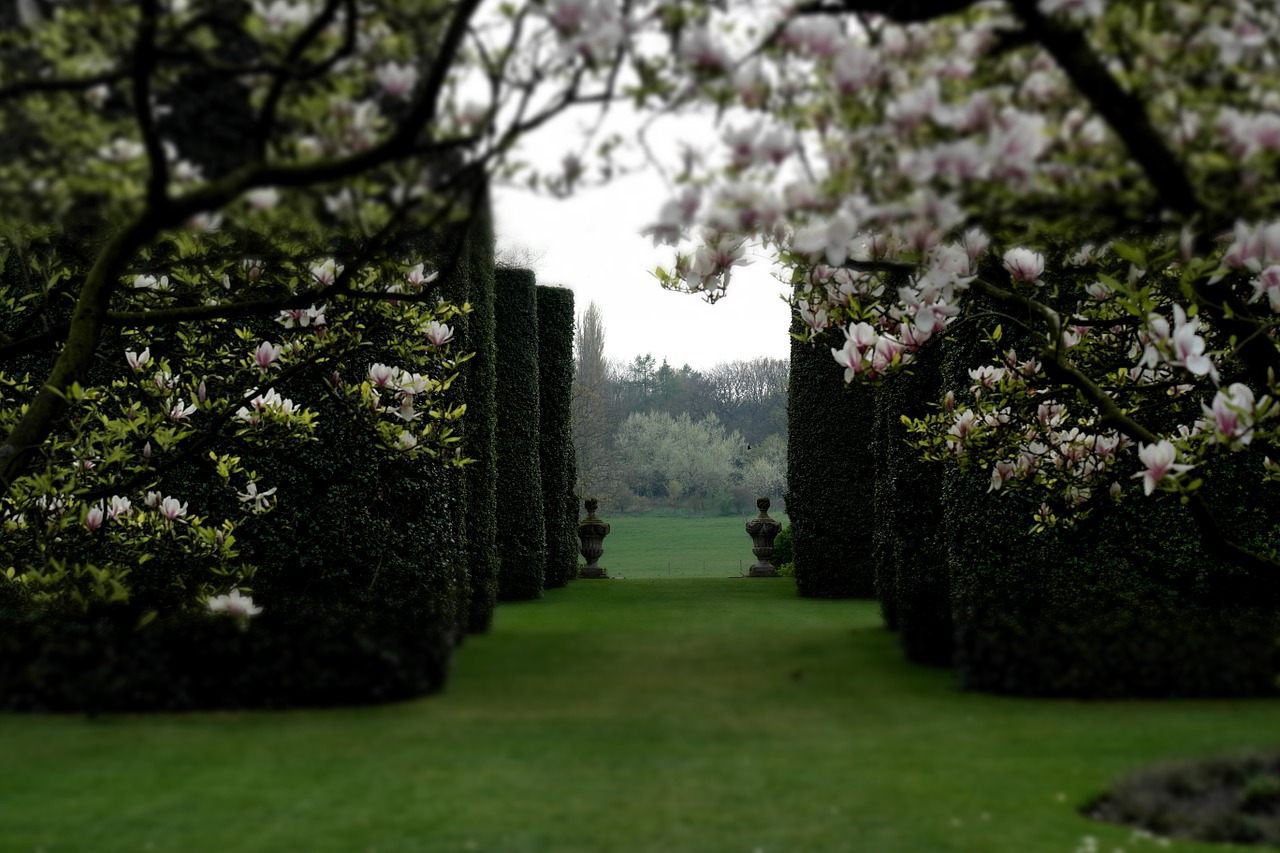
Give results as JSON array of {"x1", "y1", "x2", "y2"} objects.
[
  {"x1": 236, "y1": 481, "x2": 278, "y2": 512},
  {"x1": 207, "y1": 589, "x2": 263, "y2": 625}
]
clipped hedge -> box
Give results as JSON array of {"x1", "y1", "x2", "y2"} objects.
[
  {"x1": 943, "y1": 295, "x2": 1280, "y2": 698},
  {"x1": 450, "y1": 186, "x2": 501, "y2": 633},
  {"x1": 536, "y1": 285, "x2": 579, "y2": 589},
  {"x1": 784, "y1": 316, "x2": 877, "y2": 599},
  {"x1": 876, "y1": 344, "x2": 952, "y2": 666},
  {"x1": 493, "y1": 267, "x2": 547, "y2": 600},
  {"x1": 0, "y1": 572, "x2": 456, "y2": 713},
  {"x1": 0, "y1": 310, "x2": 469, "y2": 711},
  {"x1": 869, "y1": 379, "x2": 899, "y2": 630}
]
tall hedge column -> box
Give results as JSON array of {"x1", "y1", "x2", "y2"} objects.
[
  {"x1": 459, "y1": 188, "x2": 501, "y2": 633},
  {"x1": 877, "y1": 344, "x2": 952, "y2": 666},
  {"x1": 536, "y1": 285, "x2": 579, "y2": 589},
  {"x1": 784, "y1": 313, "x2": 877, "y2": 598},
  {"x1": 493, "y1": 268, "x2": 547, "y2": 600}
]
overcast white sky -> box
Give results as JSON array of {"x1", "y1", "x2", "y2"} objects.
[{"x1": 490, "y1": 122, "x2": 794, "y2": 373}]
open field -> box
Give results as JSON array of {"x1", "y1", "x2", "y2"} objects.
[
  {"x1": 1, "y1": 578, "x2": 1275, "y2": 852},
  {"x1": 594, "y1": 511, "x2": 790, "y2": 578}
]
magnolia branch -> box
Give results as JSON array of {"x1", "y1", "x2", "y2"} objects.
[{"x1": 970, "y1": 276, "x2": 1280, "y2": 577}]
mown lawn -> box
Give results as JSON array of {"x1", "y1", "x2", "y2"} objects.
[
  {"x1": 596, "y1": 511, "x2": 790, "y2": 578},
  {"x1": 0, "y1": 577, "x2": 1274, "y2": 853}
]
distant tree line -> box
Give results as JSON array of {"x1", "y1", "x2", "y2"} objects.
[{"x1": 571, "y1": 302, "x2": 788, "y2": 515}]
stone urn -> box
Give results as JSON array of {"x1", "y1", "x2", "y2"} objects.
[
  {"x1": 576, "y1": 498, "x2": 611, "y2": 579},
  {"x1": 745, "y1": 497, "x2": 782, "y2": 578}
]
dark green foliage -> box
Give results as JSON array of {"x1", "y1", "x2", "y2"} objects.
[
  {"x1": 869, "y1": 376, "x2": 899, "y2": 631},
  {"x1": 493, "y1": 268, "x2": 547, "y2": 600},
  {"x1": 0, "y1": 322, "x2": 469, "y2": 711},
  {"x1": 784, "y1": 318, "x2": 877, "y2": 599},
  {"x1": 771, "y1": 524, "x2": 793, "y2": 567},
  {"x1": 1086, "y1": 750, "x2": 1280, "y2": 846},
  {"x1": 876, "y1": 345, "x2": 952, "y2": 666},
  {"x1": 536, "y1": 285, "x2": 578, "y2": 589},
  {"x1": 449, "y1": 189, "x2": 501, "y2": 633},
  {"x1": 943, "y1": 297, "x2": 1280, "y2": 698},
  {"x1": 0, "y1": 594, "x2": 454, "y2": 713}
]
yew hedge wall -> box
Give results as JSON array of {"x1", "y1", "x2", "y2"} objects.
[
  {"x1": 943, "y1": 295, "x2": 1280, "y2": 698},
  {"x1": 784, "y1": 315, "x2": 877, "y2": 599},
  {"x1": 493, "y1": 268, "x2": 547, "y2": 600},
  {"x1": 536, "y1": 285, "x2": 579, "y2": 589},
  {"x1": 875, "y1": 344, "x2": 952, "y2": 667},
  {"x1": 453, "y1": 188, "x2": 501, "y2": 633}
]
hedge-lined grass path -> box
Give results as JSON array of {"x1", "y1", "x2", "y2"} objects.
[{"x1": 1, "y1": 579, "x2": 1276, "y2": 852}]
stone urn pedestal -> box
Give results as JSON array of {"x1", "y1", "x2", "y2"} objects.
[
  {"x1": 745, "y1": 497, "x2": 782, "y2": 578},
  {"x1": 576, "y1": 498, "x2": 611, "y2": 579}
]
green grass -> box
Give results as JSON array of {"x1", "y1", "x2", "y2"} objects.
[
  {"x1": 597, "y1": 511, "x2": 790, "y2": 578},
  {"x1": 1, "y1": 578, "x2": 1275, "y2": 852}
]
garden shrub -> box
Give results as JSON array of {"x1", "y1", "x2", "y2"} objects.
[
  {"x1": 536, "y1": 284, "x2": 579, "y2": 589},
  {"x1": 1085, "y1": 749, "x2": 1280, "y2": 846},
  {"x1": 784, "y1": 314, "x2": 877, "y2": 599},
  {"x1": 771, "y1": 524, "x2": 793, "y2": 567},
  {"x1": 943, "y1": 295, "x2": 1280, "y2": 698},
  {"x1": 493, "y1": 267, "x2": 547, "y2": 600},
  {"x1": 0, "y1": 304, "x2": 470, "y2": 711}
]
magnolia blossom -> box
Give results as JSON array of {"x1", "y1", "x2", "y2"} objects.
[
  {"x1": 1222, "y1": 221, "x2": 1280, "y2": 273},
  {"x1": 244, "y1": 188, "x2": 280, "y2": 210},
  {"x1": 237, "y1": 480, "x2": 278, "y2": 512},
  {"x1": 368, "y1": 363, "x2": 397, "y2": 387},
  {"x1": 375, "y1": 61, "x2": 418, "y2": 98},
  {"x1": 988, "y1": 459, "x2": 1018, "y2": 492},
  {"x1": 235, "y1": 388, "x2": 299, "y2": 424},
  {"x1": 310, "y1": 258, "x2": 343, "y2": 286},
  {"x1": 277, "y1": 305, "x2": 326, "y2": 328},
  {"x1": 254, "y1": 341, "x2": 283, "y2": 371},
  {"x1": 1203, "y1": 383, "x2": 1259, "y2": 449},
  {"x1": 395, "y1": 430, "x2": 418, "y2": 452},
  {"x1": 106, "y1": 495, "x2": 132, "y2": 520},
  {"x1": 84, "y1": 506, "x2": 104, "y2": 532},
  {"x1": 207, "y1": 589, "x2": 263, "y2": 624},
  {"x1": 799, "y1": 304, "x2": 829, "y2": 334},
  {"x1": 1249, "y1": 265, "x2": 1280, "y2": 312},
  {"x1": 540, "y1": 0, "x2": 624, "y2": 61},
  {"x1": 125, "y1": 348, "x2": 151, "y2": 371},
  {"x1": 169, "y1": 398, "x2": 197, "y2": 420},
  {"x1": 98, "y1": 137, "x2": 145, "y2": 162},
  {"x1": 132, "y1": 274, "x2": 170, "y2": 291},
  {"x1": 684, "y1": 235, "x2": 750, "y2": 292},
  {"x1": 1137, "y1": 305, "x2": 1216, "y2": 379},
  {"x1": 1133, "y1": 440, "x2": 1193, "y2": 495},
  {"x1": 405, "y1": 263, "x2": 438, "y2": 289},
  {"x1": 1038, "y1": 0, "x2": 1104, "y2": 24},
  {"x1": 1169, "y1": 305, "x2": 1214, "y2": 377},
  {"x1": 792, "y1": 211, "x2": 860, "y2": 267},
  {"x1": 1002, "y1": 247, "x2": 1045, "y2": 283},
  {"x1": 422, "y1": 320, "x2": 454, "y2": 348},
  {"x1": 158, "y1": 496, "x2": 188, "y2": 522},
  {"x1": 948, "y1": 409, "x2": 980, "y2": 454},
  {"x1": 644, "y1": 187, "x2": 703, "y2": 246},
  {"x1": 679, "y1": 26, "x2": 730, "y2": 75}
]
